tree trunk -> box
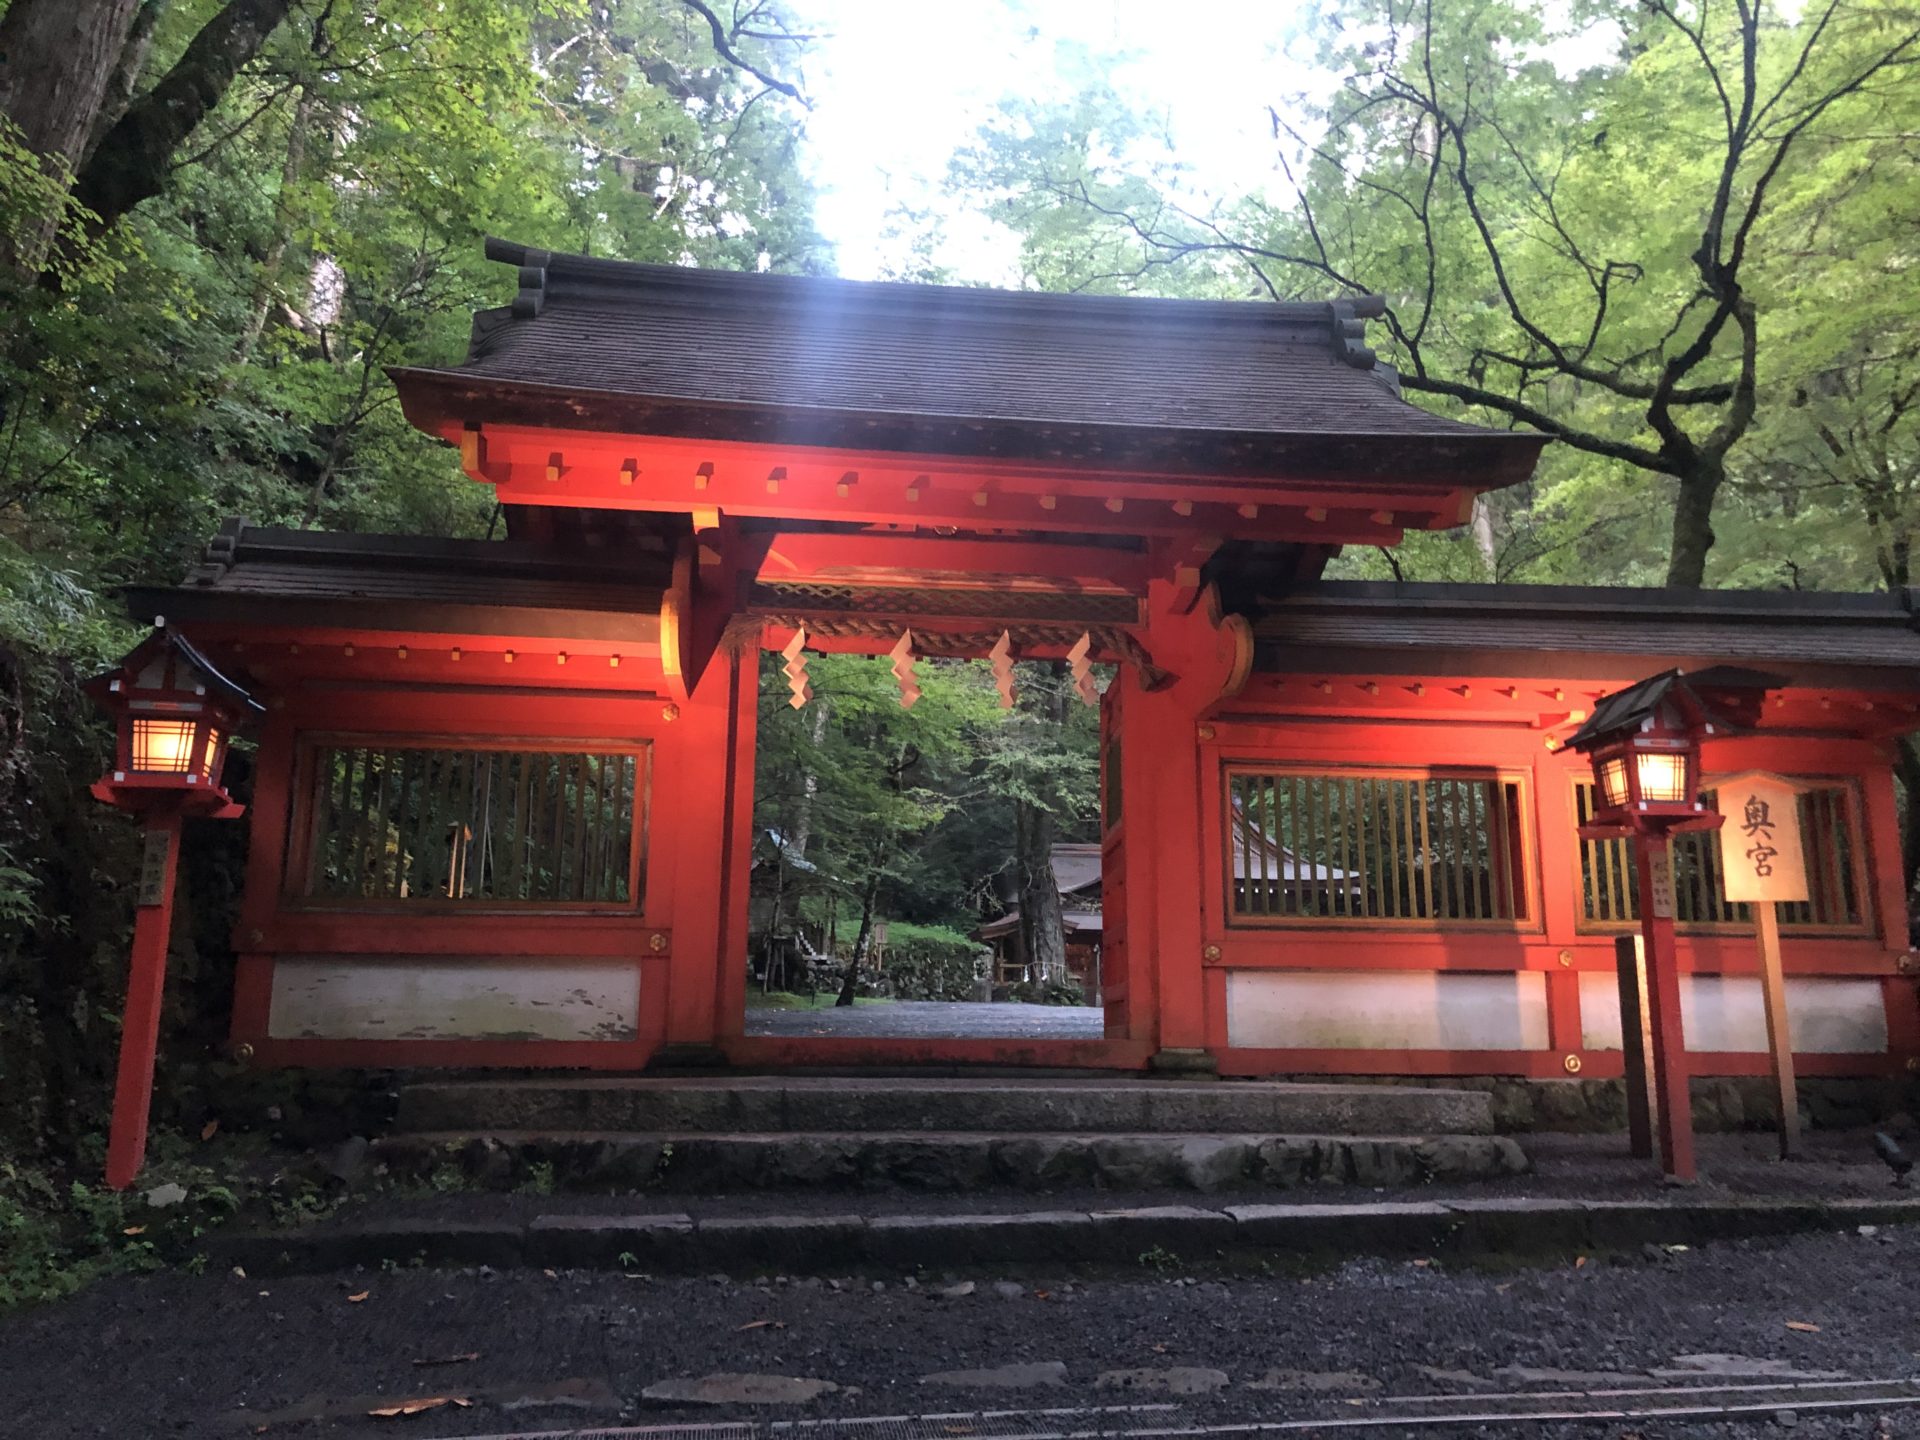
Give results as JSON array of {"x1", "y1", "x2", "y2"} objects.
[
  {"x1": 81, "y1": 0, "x2": 165, "y2": 172},
  {"x1": 232, "y1": 84, "x2": 315, "y2": 369},
  {"x1": 1664, "y1": 458, "x2": 1726, "y2": 589},
  {"x1": 788, "y1": 701, "x2": 829, "y2": 861},
  {"x1": 1469, "y1": 494, "x2": 1498, "y2": 580},
  {"x1": 1014, "y1": 798, "x2": 1066, "y2": 985},
  {"x1": 837, "y1": 853, "x2": 884, "y2": 1007},
  {"x1": 67, "y1": 0, "x2": 295, "y2": 245},
  {"x1": 0, "y1": 0, "x2": 144, "y2": 272}
]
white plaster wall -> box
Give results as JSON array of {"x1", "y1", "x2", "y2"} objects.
[
  {"x1": 1226, "y1": 970, "x2": 1550, "y2": 1051},
  {"x1": 1578, "y1": 972, "x2": 1886, "y2": 1054},
  {"x1": 268, "y1": 956, "x2": 640, "y2": 1042}
]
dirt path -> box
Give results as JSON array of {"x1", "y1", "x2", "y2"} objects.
[{"x1": 4, "y1": 1220, "x2": 1916, "y2": 1438}]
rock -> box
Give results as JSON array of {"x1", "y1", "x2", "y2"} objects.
[
  {"x1": 143, "y1": 1182, "x2": 188, "y2": 1209},
  {"x1": 326, "y1": 1136, "x2": 371, "y2": 1186},
  {"x1": 932, "y1": 1281, "x2": 976, "y2": 1299},
  {"x1": 992, "y1": 1281, "x2": 1026, "y2": 1300},
  {"x1": 871, "y1": 1281, "x2": 886, "y2": 1293},
  {"x1": 1094, "y1": 1368, "x2": 1229, "y2": 1395},
  {"x1": 1174, "y1": 1136, "x2": 1252, "y2": 1191},
  {"x1": 1246, "y1": 1370, "x2": 1381, "y2": 1394},
  {"x1": 642, "y1": 1374, "x2": 840, "y2": 1405},
  {"x1": 1415, "y1": 1367, "x2": 1493, "y2": 1388},
  {"x1": 1491, "y1": 1365, "x2": 1647, "y2": 1387},
  {"x1": 1655, "y1": 1355, "x2": 1848, "y2": 1381},
  {"x1": 922, "y1": 1362, "x2": 1068, "y2": 1389}
]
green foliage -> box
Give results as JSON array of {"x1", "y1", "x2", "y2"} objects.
[
  {"x1": 0, "y1": 1140, "x2": 257, "y2": 1309},
  {"x1": 954, "y1": 0, "x2": 1920, "y2": 591},
  {"x1": 751, "y1": 655, "x2": 1101, "y2": 955},
  {"x1": 0, "y1": 1, "x2": 823, "y2": 1186}
]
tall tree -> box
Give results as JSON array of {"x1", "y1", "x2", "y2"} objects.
[{"x1": 965, "y1": 0, "x2": 1920, "y2": 586}]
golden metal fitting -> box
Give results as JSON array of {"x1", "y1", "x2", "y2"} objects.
[{"x1": 1563, "y1": 1054, "x2": 1584, "y2": 1074}]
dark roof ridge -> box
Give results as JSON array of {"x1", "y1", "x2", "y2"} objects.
[
  {"x1": 1278, "y1": 579, "x2": 1917, "y2": 623},
  {"x1": 481, "y1": 236, "x2": 1384, "y2": 346},
  {"x1": 180, "y1": 518, "x2": 662, "y2": 588}
]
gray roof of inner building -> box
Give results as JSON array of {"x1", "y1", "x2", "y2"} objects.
[{"x1": 1253, "y1": 581, "x2": 1920, "y2": 680}]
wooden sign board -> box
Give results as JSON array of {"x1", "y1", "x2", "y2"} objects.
[
  {"x1": 1718, "y1": 772, "x2": 1809, "y2": 904},
  {"x1": 136, "y1": 829, "x2": 174, "y2": 908}
]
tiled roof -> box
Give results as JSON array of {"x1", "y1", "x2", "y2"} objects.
[
  {"x1": 389, "y1": 239, "x2": 1546, "y2": 480},
  {"x1": 125, "y1": 519, "x2": 670, "y2": 641},
  {"x1": 1253, "y1": 582, "x2": 1920, "y2": 678}
]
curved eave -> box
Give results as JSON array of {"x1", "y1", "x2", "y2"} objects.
[{"x1": 390, "y1": 366, "x2": 1548, "y2": 489}]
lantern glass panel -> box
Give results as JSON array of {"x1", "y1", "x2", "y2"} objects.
[
  {"x1": 200, "y1": 727, "x2": 221, "y2": 777},
  {"x1": 1598, "y1": 755, "x2": 1630, "y2": 809},
  {"x1": 131, "y1": 718, "x2": 198, "y2": 774},
  {"x1": 1636, "y1": 751, "x2": 1689, "y2": 804}
]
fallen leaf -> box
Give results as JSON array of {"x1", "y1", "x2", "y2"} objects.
[
  {"x1": 412, "y1": 1353, "x2": 480, "y2": 1368},
  {"x1": 1664, "y1": 1244, "x2": 1689, "y2": 1253},
  {"x1": 122, "y1": 1225, "x2": 146, "y2": 1236},
  {"x1": 944, "y1": 1428, "x2": 975, "y2": 1436},
  {"x1": 1411, "y1": 1258, "x2": 1433, "y2": 1268},
  {"x1": 737, "y1": 1319, "x2": 785, "y2": 1331},
  {"x1": 347, "y1": 1291, "x2": 370, "y2": 1303},
  {"x1": 1786, "y1": 1321, "x2": 1822, "y2": 1333},
  {"x1": 232, "y1": 1266, "x2": 247, "y2": 1280},
  {"x1": 1151, "y1": 1344, "x2": 1168, "y2": 1354},
  {"x1": 201, "y1": 1120, "x2": 220, "y2": 1141},
  {"x1": 1034, "y1": 1289, "x2": 1053, "y2": 1300},
  {"x1": 368, "y1": 1396, "x2": 457, "y2": 1418},
  {"x1": 1575, "y1": 1256, "x2": 1588, "y2": 1269},
  {"x1": 1495, "y1": 1282, "x2": 1514, "y2": 1293},
  {"x1": 543, "y1": 1268, "x2": 558, "y2": 1278}
]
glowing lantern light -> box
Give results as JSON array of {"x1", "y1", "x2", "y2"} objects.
[{"x1": 85, "y1": 623, "x2": 260, "y2": 1191}]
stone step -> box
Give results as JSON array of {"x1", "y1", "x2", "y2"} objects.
[
  {"x1": 394, "y1": 1076, "x2": 1496, "y2": 1139},
  {"x1": 372, "y1": 1128, "x2": 1529, "y2": 1193}
]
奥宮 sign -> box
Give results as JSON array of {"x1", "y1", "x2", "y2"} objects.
[{"x1": 1720, "y1": 774, "x2": 1809, "y2": 904}]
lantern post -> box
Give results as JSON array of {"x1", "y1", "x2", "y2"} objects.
[
  {"x1": 85, "y1": 624, "x2": 259, "y2": 1190},
  {"x1": 1568, "y1": 671, "x2": 1727, "y2": 1183}
]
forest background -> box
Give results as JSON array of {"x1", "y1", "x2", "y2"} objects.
[{"x1": 0, "y1": 0, "x2": 1914, "y2": 1191}]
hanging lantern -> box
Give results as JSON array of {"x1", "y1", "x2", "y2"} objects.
[{"x1": 86, "y1": 622, "x2": 260, "y2": 817}]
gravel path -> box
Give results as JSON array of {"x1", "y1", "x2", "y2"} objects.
[
  {"x1": 6, "y1": 1221, "x2": 1918, "y2": 1438},
  {"x1": 746, "y1": 1001, "x2": 1105, "y2": 1039}
]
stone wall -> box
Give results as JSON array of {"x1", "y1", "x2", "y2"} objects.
[{"x1": 1284, "y1": 1074, "x2": 1919, "y2": 1133}]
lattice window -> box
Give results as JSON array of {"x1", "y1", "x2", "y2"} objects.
[
  {"x1": 1227, "y1": 768, "x2": 1530, "y2": 924},
  {"x1": 293, "y1": 741, "x2": 647, "y2": 907},
  {"x1": 1575, "y1": 781, "x2": 1865, "y2": 933}
]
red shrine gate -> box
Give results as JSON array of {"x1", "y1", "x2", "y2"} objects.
[{"x1": 124, "y1": 240, "x2": 1920, "y2": 1089}]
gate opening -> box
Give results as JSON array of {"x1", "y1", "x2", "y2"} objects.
[{"x1": 743, "y1": 648, "x2": 1112, "y2": 1045}]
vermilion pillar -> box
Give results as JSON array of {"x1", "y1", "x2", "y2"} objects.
[
  {"x1": 106, "y1": 812, "x2": 183, "y2": 1190},
  {"x1": 1632, "y1": 833, "x2": 1696, "y2": 1182}
]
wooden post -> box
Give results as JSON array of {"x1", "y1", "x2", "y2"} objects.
[
  {"x1": 1754, "y1": 899, "x2": 1801, "y2": 1157},
  {"x1": 1613, "y1": 933, "x2": 1657, "y2": 1160},
  {"x1": 1633, "y1": 833, "x2": 1696, "y2": 1182},
  {"x1": 106, "y1": 812, "x2": 183, "y2": 1191},
  {"x1": 1716, "y1": 771, "x2": 1810, "y2": 1161}
]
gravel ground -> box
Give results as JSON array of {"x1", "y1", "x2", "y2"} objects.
[{"x1": 5, "y1": 1221, "x2": 1918, "y2": 1439}]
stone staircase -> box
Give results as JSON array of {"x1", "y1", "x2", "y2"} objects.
[{"x1": 374, "y1": 1075, "x2": 1529, "y2": 1193}]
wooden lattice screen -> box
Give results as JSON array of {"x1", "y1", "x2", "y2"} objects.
[
  {"x1": 296, "y1": 742, "x2": 647, "y2": 906},
  {"x1": 1227, "y1": 768, "x2": 1529, "y2": 924},
  {"x1": 1575, "y1": 781, "x2": 1864, "y2": 932}
]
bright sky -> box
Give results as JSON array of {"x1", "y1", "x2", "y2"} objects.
[{"x1": 795, "y1": 0, "x2": 1311, "y2": 284}]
